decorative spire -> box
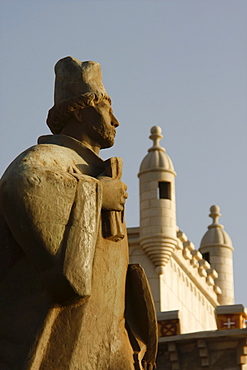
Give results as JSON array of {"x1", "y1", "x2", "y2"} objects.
[
  {"x1": 148, "y1": 126, "x2": 165, "y2": 153},
  {"x1": 139, "y1": 125, "x2": 176, "y2": 175},
  {"x1": 200, "y1": 205, "x2": 232, "y2": 249},
  {"x1": 208, "y1": 205, "x2": 223, "y2": 230},
  {"x1": 200, "y1": 205, "x2": 234, "y2": 305}
]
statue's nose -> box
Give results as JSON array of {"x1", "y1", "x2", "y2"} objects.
[{"x1": 111, "y1": 115, "x2": 120, "y2": 128}]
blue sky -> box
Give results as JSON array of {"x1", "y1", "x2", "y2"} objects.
[{"x1": 0, "y1": 0, "x2": 246, "y2": 306}]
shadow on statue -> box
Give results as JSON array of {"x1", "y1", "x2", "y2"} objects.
[{"x1": 0, "y1": 57, "x2": 157, "y2": 369}]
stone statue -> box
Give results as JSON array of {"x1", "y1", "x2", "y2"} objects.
[{"x1": 0, "y1": 57, "x2": 157, "y2": 369}]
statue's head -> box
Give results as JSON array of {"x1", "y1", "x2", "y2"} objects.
[{"x1": 47, "y1": 57, "x2": 119, "y2": 149}]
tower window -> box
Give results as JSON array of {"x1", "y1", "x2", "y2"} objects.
[
  {"x1": 202, "y1": 252, "x2": 210, "y2": 263},
  {"x1": 158, "y1": 181, "x2": 171, "y2": 200}
]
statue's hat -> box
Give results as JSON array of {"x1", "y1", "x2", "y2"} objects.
[{"x1": 54, "y1": 56, "x2": 108, "y2": 105}]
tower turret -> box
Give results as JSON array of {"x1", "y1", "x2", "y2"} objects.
[
  {"x1": 138, "y1": 126, "x2": 177, "y2": 275},
  {"x1": 200, "y1": 205, "x2": 234, "y2": 305}
]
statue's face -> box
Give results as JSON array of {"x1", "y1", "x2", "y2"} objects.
[{"x1": 82, "y1": 99, "x2": 120, "y2": 149}]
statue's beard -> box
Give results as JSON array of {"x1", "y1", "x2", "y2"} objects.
[{"x1": 86, "y1": 124, "x2": 115, "y2": 149}]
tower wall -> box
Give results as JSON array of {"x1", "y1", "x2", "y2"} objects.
[
  {"x1": 200, "y1": 205, "x2": 234, "y2": 305},
  {"x1": 200, "y1": 244, "x2": 234, "y2": 305},
  {"x1": 138, "y1": 126, "x2": 177, "y2": 274},
  {"x1": 139, "y1": 170, "x2": 176, "y2": 240}
]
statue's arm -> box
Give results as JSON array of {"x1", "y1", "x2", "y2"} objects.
[{"x1": 0, "y1": 165, "x2": 102, "y2": 305}]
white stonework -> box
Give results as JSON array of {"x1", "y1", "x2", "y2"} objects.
[
  {"x1": 138, "y1": 126, "x2": 177, "y2": 275},
  {"x1": 128, "y1": 126, "x2": 235, "y2": 335},
  {"x1": 129, "y1": 227, "x2": 218, "y2": 333},
  {"x1": 200, "y1": 205, "x2": 234, "y2": 305}
]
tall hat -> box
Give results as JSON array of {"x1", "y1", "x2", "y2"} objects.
[
  {"x1": 47, "y1": 56, "x2": 110, "y2": 134},
  {"x1": 53, "y1": 56, "x2": 109, "y2": 105}
]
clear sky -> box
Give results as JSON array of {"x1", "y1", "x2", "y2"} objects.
[{"x1": 0, "y1": 1, "x2": 246, "y2": 307}]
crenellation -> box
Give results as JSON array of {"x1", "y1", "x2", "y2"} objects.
[
  {"x1": 214, "y1": 285, "x2": 222, "y2": 295},
  {"x1": 175, "y1": 230, "x2": 220, "y2": 300},
  {"x1": 177, "y1": 230, "x2": 188, "y2": 243},
  {"x1": 183, "y1": 241, "x2": 195, "y2": 251},
  {"x1": 170, "y1": 239, "x2": 220, "y2": 309},
  {"x1": 175, "y1": 239, "x2": 183, "y2": 251},
  {"x1": 198, "y1": 267, "x2": 207, "y2": 278},
  {"x1": 198, "y1": 259, "x2": 211, "y2": 270},
  {"x1": 191, "y1": 250, "x2": 203, "y2": 267},
  {"x1": 207, "y1": 269, "x2": 218, "y2": 279},
  {"x1": 198, "y1": 259, "x2": 210, "y2": 278},
  {"x1": 206, "y1": 275, "x2": 215, "y2": 286},
  {"x1": 182, "y1": 246, "x2": 192, "y2": 260}
]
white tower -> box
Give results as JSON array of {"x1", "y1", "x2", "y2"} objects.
[
  {"x1": 200, "y1": 205, "x2": 234, "y2": 305},
  {"x1": 138, "y1": 126, "x2": 177, "y2": 275}
]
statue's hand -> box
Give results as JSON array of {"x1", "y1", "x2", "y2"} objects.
[{"x1": 98, "y1": 176, "x2": 128, "y2": 211}]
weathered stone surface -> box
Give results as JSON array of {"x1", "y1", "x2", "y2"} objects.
[{"x1": 0, "y1": 57, "x2": 157, "y2": 369}]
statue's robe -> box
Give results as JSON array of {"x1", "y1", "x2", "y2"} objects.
[{"x1": 0, "y1": 135, "x2": 135, "y2": 369}]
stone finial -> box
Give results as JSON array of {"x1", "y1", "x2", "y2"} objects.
[
  {"x1": 208, "y1": 205, "x2": 222, "y2": 229},
  {"x1": 139, "y1": 126, "x2": 176, "y2": 174},
  {"x1": 148, "y1": 126, "x2": 165, "y2": 153}
]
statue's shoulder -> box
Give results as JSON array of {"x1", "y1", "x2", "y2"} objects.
[
  {"x1": 1, "y1": 142, "x2": 79, "y2": 181},
  {"x1": 0, "y1": 142, "x2": 79, "y2": 214},
  {"x1": 22, "y1": 141, "x2": 78, "y2": 165}
]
